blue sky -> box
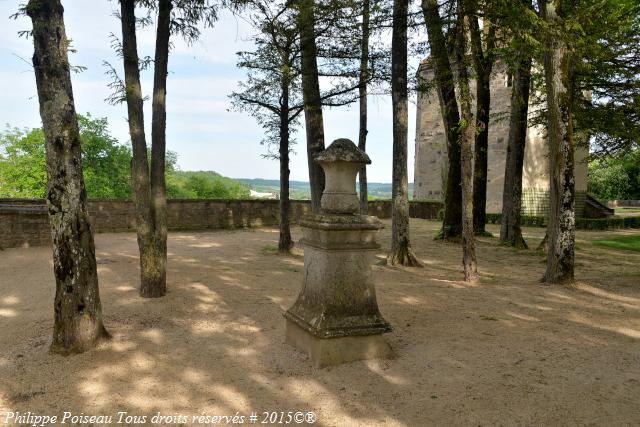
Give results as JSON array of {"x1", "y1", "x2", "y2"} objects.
[{"x1": 0, "y1": 0, "x2": 418, "y2": 183}]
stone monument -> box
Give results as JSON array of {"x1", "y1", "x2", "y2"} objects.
[{"x1": 284, "y1": 138, "x2": 394, "y2": 367}]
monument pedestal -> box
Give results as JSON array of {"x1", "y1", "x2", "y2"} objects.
[
  {"x1": 285, "y1": 320, "x2": 393, "y2": 368},
  {"x1": 284, "y1": 214, "x2": 393, "y2": 367},
  {"x1": 284, "y1": 139, "x2": 393, "y2": 367}
]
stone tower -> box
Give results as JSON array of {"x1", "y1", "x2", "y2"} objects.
[{"x1": 413, "y1": 59, "x2": 588, "y2": 216}]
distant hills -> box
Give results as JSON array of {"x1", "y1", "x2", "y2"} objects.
[{"x1": 238, "y1": 178, "x2": 414, "y2": 200}]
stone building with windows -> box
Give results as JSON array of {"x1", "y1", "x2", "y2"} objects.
[{"x1": 413, "y1": 58, "x2": 589, "y2": 217}]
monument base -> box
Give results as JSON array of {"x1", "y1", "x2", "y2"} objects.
[{"x1": 285, "y1": 319, "x2": 394, "y2": 368}]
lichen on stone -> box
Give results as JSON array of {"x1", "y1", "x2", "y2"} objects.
[{"x1": 315, "y1": 138, "x2": 371, "y2": 164}]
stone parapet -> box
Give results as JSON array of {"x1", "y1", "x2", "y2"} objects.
[{"x1": 0, "y1": 198, "x2": 444, "y2": 249}]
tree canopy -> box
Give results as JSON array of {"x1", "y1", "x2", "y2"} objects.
[{"x1": 0, "y1": 114, "x2": 249, "y2": 200}]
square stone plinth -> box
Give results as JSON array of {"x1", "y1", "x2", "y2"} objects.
[{"x1": 285, "y1": 319, "x2": 395, "y2": 368}]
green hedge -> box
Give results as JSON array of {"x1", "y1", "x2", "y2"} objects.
[
  {"x1": 576, "y1": 216, "x2": 640, "y2": 230},
  {"x1": 624, "y1": 216, "x2": 640, "y2": 228},
  {"x1": 485, "y1": 213, "x2": 547, "y2": 227},
  {"x1": 485, "y1": 214, "x2": 640, "y2": 230}
]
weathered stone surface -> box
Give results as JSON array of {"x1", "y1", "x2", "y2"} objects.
[
  {"x1": 413, "y1": 59, "x2": 589, "y2": 214},
  {"x1": 315, "y1": 138, "x2": 371, "y2": 164},
  {"x1": 316, "y1": 139, "x2": 370, "y2": 215},
  {"x1": 0, "y1": 204, "x2": 50, "y2": 249},
  {"x1": 285, "y1": 320, "x2": 394, "y2": 368},
  {"x1": 0, "y1": 199, "x2": 444, "y2": 249},
  {"x1": 285, "y1": 215, "x2": 391, "y2": 339},
  {"x1": 285, "y1": 141, "x2": 392, "y2": 367}
]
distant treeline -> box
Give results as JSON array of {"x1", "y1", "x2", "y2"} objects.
[{"x1": 238, "y1": 178, "x2": 415, "y2": 200}]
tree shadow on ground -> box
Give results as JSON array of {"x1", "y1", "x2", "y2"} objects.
[{"x1": 0, "y1": 220, "x2": 639, "y2": 426}]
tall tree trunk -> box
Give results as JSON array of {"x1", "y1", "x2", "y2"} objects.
[
  {"x1": 472, "y1": 73, "x2": 490, "y2": 234},
  {"x1": 145, "y1": 0, "x2": 172, "y2": 298},
  {"x1": 500, "y1": 57, "x2": 532, "y2": 249},
  {"x1": 358, "y1": 0, "x2": 370, "y2": 214},
  {"x1": 278, "y1": 130, "x2": 292, "y2": 253},
  {"x1": 120, "y1": 0, "x2": 167, "y2": 298},
  {"x1": 455, "y1": 1, "x2": 479, "y2": 282},
  {"x1": 468, "y1": 16, "x2": 495, "y2": 235},
  {"x1": 27, "y1": 0, "x2": 109, "y2": 354},
  {"x1": 297, "y1": 0, "x2": 325, "y2": 213},
  {"x1": 540, "y1": 0, "x2": 575, "y2": 284},
  {"x1": 421, "y1": 0, "x2": 463, "y2": 239},
  {"x1": 389, "y1": 0, "x2": 422, "y2": 267},
  {"x1": 279, "y1": 67, "x2": 293, "y2": 253}
]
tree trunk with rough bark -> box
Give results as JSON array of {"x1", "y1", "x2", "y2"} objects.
[
  {"x1": 279, "y1": 66, "x2": 293, "y2": 253},
  {"x1": 421, "y1": 0, "x2": 463, "y2": 239},
  {"x1": 297, "y1": 0, "x2": 325, "y2": 213},
  {"x1": 146, "y1": 0, "x2": 172, "y2": 298},
  {"x1": 500, "y1": 57, "x2": 532, "y2": 249},
  {"x1": 468, "y1": 16, "x2": 494, "y2": 235},
  {"x1": 120, "y1": 0, "x2": 168, "y2": 298},
  {"x1": 455, "y1": 1, "x2": 479, "y2": 282},
  {"x1": 540, "y1": 0, "x2": 575, "y2": 284},
  {"x1": 358, "y1": 0, "x2": 370, "y2": 215},
  {"x1": 472, "y1": 72, "x2": 490, "y2": 234},
  {"x1": 27, "y1": 0, "x2": 109, "y2": 354},
  {"x1": 389, "y1": 0, "x2": 422, "y2": 267}
]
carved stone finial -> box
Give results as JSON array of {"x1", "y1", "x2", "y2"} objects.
[{"x1": 315, "y1": 139, "x2": 371, "y2": 214}]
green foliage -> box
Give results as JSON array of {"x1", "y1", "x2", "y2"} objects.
[
  {"x1": 570, "y1": 0, "x2": 640, "y2": 154},
  {"x1": 0, "y1": 127, "x2": 46, "y2": 197},
  {"x1": 167, "y1": 171, "x2": 250, "y2": 199},
  {"x1": 494, "y1": 0, "x2": 640, "y2": 152},
  {"x1": 588, "y1": 150, "x2": 640, "y2": 201},
  {"x1": 229, "y1": 1, "x2": 303, "y2": 159},
  {"x1": 0, "y1": 115, "x2": 132, "y2": 199},
  {"x1": 593, "y1": 235, "x2": 640, "y2": 252},
  {"x1": 0, "y1": 115, "x2": 249, "y2": 201},
  {"x1": 78, "y1": 115, "x2": 132, "y2": 199}
]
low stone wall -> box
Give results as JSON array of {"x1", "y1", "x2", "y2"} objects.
[
  {"x1": 0, "y1": 205, "x2": 52, "y2": 249},
  {"x1": 609, "y1": 200, "x2": 640, "y2": 208},
  {"x1": 0, "y1": 198, "x2": 443, "y2": 249}
]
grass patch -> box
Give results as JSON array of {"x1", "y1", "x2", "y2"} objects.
[
  {"x1": 592, "y1": 235, "x2": 640, "y2": 252},
  {"x1": 616, "y1": 207, "x2": 640, "y2": 214},
  {"x1": 282, "y1": 266, "x2": 300, "y2": 273},
  {"x1": 261, "y1": 244, "x2": 279, "y2": 255},
  {"x1": 479, "y1": 314, "x2": 499, "y2": 321}
]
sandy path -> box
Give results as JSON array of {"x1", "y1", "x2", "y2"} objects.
[{"x1": 1, "y1": 220, "x2": 639, "y2": 426}]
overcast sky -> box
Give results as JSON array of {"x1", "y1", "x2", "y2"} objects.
[{"x1": 0, "y1": 0, "x2": 420, "y2": 183}]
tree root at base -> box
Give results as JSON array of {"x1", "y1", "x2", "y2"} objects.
[{"x1": 388, "y1": 245, "x2": 424, "y2": 267}]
